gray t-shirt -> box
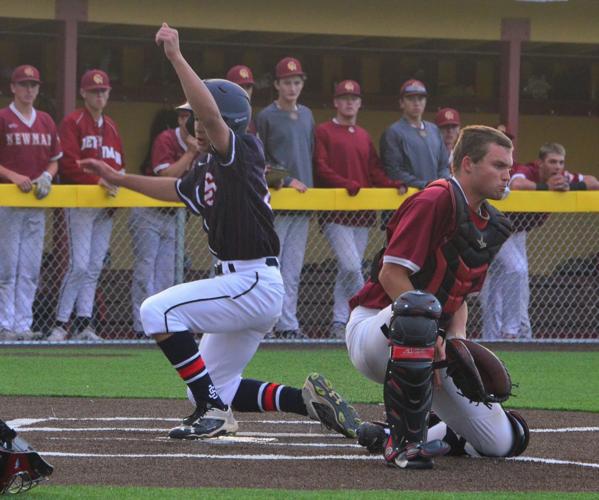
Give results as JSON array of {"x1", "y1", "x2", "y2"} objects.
[
  {"x1": 380, "y1": 117, "x2": 450, "y2": 189},
  {"x1": 256, "y1": 102, "x2": 315, "y2": 187}
]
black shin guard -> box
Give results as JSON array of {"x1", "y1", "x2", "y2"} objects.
[{"x1": 383, "y1": 291, "x2": 441, "y2": 448}]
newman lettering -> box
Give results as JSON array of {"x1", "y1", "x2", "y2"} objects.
[{"x1": 5, "y1": 133, "x2": 51, "y2": 146}]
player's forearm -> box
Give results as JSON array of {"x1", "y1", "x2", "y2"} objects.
[
  {"x1": 169, "y1": 55, "x2": 221, "y2": 127},
  {"x1": 157, "y1": 152, "x2": 194, "y2": 178},
  {"x1": 0, "y1": 164, "x2": 15, "y2": 182},
  {"x1": 45, "y1": 161, "x2": 58, "y2": 178},
  {"x1": 510, "y1": 177, "x2": 537, "y2": 190},
  {"x1": 115, "y1": 173, "x2": 180, "y2": 202}
]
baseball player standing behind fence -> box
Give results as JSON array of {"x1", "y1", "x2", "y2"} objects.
[
  {"x1": 129, "y1": 103, "x2": 197, "y2": 337},
  {"x1": 47, "y1": 70, "x2": 125, "y2": 342},
  {"x1": 0, "y1": 65, "x2": 62, "y2": 341},
  {"x1": 79, "y1": 23, "x2": 361, "y2": 440},
  {"x1": 256, "y1": 57, "x2": 315, "y2": 339}
]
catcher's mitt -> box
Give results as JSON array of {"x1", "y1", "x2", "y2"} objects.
[{"x1": 443, "y1": 338, "x2": 512, "y2": 406}]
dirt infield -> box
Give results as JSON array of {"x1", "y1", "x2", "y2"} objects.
[{"x1": 1, "y1": 396, "x2": 598, "y2": 492}]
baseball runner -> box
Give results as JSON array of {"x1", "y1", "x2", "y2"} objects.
[
  {"x1": 346, "y1": 126, "x2": 529, "y2": 469},
  {"x1": 80, "y1": 23, "x2": 361, "y2": 440},
  {"x1": 314, "y1": 80, "x2": 406, "y2": 338},
  {"x1": 48, "y1": 69, "x2": 125, "y2": 342},
  {"x1": 0, "y1": 65, "x2": 62, "y2": 341},
  {"x1": 255, "y1": 57, "x2": 315, "y2": 339},
  {"x1": 129, "y1": 103, "x2": 197, "y2": 337},
  {"x1": 480, "y1": 142, "x2": 599, "y2": 340}
]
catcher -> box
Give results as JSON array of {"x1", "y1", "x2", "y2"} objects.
[
  {"x1": 0, "y1": 419, "x2": 53, "y2": 495},
  {"x1": 346, "y1": 125, "x2": 529, "y2": 469}
]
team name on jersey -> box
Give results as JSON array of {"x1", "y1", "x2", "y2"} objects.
[
  {"x1": 81, "y1": 135, "x2": 122, "y2": 165},
  {"x1": 5, "y1": 132, "x2": 52, "y2": 146}
]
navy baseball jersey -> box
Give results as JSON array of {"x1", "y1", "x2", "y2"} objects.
[{"x1": 175, "y1": 130, "x2": 280, "y2": 261}]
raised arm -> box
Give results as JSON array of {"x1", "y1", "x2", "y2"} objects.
[{"x1": 155, "y1": 23, "x2": 230, "y2": 157}]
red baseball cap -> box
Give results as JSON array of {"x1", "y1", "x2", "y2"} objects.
[
  {"x1": 11, "y1": 65, "x2": 41, "y2": 84},
  {"x1": 275, "y1": 57, "x2": 306, "y2": 79},
  {"x1": 80, "y1": 69, "x2": 111, "y2": 90},
  {"x1": 400, "y1": 79, "x2": 427, "y2": 97},
  {"x1": 226, "y1": 65, "x2": 255, "y2": 86},
  {"x1": 334, "y1": 80, "x2": 361, "y2": 97},
  {"x1": 435, "y1": 107, "x2": 461, "y2": 127}
]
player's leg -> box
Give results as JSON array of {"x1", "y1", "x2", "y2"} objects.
[
  {"x1": 154, "y1": 211, "x2": 176, "y2": 294},
  {"x1": 129, "y1": 208, "x2": 162, "y2": 335},
  {"x1": 72, "y1": 208, "x2": 112, "y2": 340},
  {"x1": 141, "y1": 266, "x2": 285, "y2": 438},
  {"x1": 0, "y1": 208, "x2": 23, "y2": 335},
  {"x1": 511, "y1": 232, "x2": 532, "y2": 339},
  {"x1": 323, "y1": 224, "x2": 368, "y2": 332},
  {"x1": 479, "y1": 257, "x2": 504, "y2": 340},
  {"x1": 274, "y1": 214, "x2": 309, "y2": 336},
  {"x1": 432, "y1": 371, "x2": 529, "y2": 457},
  {"x1": 13, "y1": 208, "x2": 45, "y2": 336},
  {"x1": 49, "y1": 208, "x2": 94, "y2": 340}
]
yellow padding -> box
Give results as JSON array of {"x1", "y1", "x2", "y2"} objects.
[{"x1": 1, "y1": 185, "x2": 598, "y2": 212}]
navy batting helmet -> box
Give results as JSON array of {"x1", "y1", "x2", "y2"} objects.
[{"x1": 204, "y1": 79, "x2": 251, "y2": 134}]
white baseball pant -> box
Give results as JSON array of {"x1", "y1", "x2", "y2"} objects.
[
  {"x1": 0, "y1": 207, "x2": 45, "y2": 332},
  {"x1": 322, "y1": 223, "x2": 369, "y2": 324},
  {"x1": 140, "y1": 259, "x2": 284, "y2": 404},
  {"x1": 56, "y1": 208, "x2": 113, "y2": 322},
  {"x1": 129, "y1": 208, "x2": 176, "y2": 333},
  {"x1": 480, "y1": 231, "x2": 532, "y2": 340},
  {"x1": 274, "y1": 213, "x2": 310, "y2": 332},
  {"x1": 346, "y1": 304, "x2": 515, "y2": 457}
]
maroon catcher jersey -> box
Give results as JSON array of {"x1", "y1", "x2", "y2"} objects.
[
  {"x1": 349, "y1": 180, "x2": 489, "y2": 311},
  {"x1": 58, "y1": 107, "x2": 125, "y2": 184},
  {"x1": 0, "y1": 103, "x2": 62, "y2": 181}
]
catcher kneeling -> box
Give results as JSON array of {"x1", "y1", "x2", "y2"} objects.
[{"x1": 346, "y1": 126, "x2": 529, "y2": 469}]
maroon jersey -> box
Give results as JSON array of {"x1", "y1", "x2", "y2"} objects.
[
  {"x1": 314, "y1": 119, "x2": 402, "y2": 226},
  {"x1": 509, "y1": 161, "x2": 584, "y2": 232},
  {"x1": 350, "y1": 180, "x2": 491, "y2": 312},
  {"x1": 147, "y1": 127, "x2": 187, "y2": 176},
  {"x1": 58, "y1": 107, "x2": 125, "y2": 184},
  {"x1": 0, "y1": 103, "x2": 62, "y2": 182}
]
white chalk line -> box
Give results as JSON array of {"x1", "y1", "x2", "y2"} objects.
[
  {"x1": 509, "y1": 456, "x2": 599, "y2": 469},
  {"x1": 530, "y1": 427, "x2": 599, "y2": 433},
  {"x1": 10, "y1": 417, "x2": 318, "y2": 425}
]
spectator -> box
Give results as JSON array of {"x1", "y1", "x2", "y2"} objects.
[
  {"x1": 48, "y1": 69, "x2": 125, "y2": 341},
  {"x1": 0, "y1": 65, "x2": 62, "y2": 340},
  {"x1": 380, "y1": 79, "x2": 449, "y2": 189},
  {"x1": 226, "y1": 65, "x2": 257, "y2": 135},
  {"x1": 256, "y1": 57, "x2": 314, "y2": 339},
  {"x1": 480, "y1": 142, "x2": 599, "y2": 340},
  {"x1": 435, "y1": 107, "x2": 461, "y2": 165},
  {"x1": 314, "y1": 80, "x2": 406, "y2": 338},
  {"x1": 129, "y1": 104, "x2": 198, "y2": 337}
]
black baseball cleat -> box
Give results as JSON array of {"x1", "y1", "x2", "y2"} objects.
[
  {"x1": 302, "y1": 373, "x2": 362, "y2": 438},
  {"x1": 168, "y1": 403, "x2": 238, "y2": 440},
  {"x1": 383, "y1": 435, "x2": 451, "y2": 470},
  {"x1": 357, "y1": 421, "x2": 388, "y2": 453}
]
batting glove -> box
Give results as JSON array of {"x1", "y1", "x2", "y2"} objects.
[{"x1": 32, "y1": 171, "x2": 53, "y2": 200}]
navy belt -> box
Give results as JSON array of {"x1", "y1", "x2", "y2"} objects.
[{"x1": 215, "y1": 257, "x2": 279, "y2": 276}]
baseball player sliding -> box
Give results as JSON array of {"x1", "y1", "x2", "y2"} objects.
[
  {"x1": 80, "y1": 23, "x2": 361, "y2": 440},
  {"x1": 347, "y1": 126, "x2": 529, "y2": 469}
]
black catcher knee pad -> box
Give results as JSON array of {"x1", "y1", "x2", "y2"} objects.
[
  {"x1": 384, "y1": 291, "x2": 441, "y2": 446},
  {"x1": 505, "y1": 410, "x2": 530, "y2": 457}
]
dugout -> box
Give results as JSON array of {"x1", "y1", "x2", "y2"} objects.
[{"x1": 0, "y1": 0, "x2": 599, "y2": 172}]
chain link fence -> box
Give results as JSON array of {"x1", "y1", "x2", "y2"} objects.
[{"x1": 1, "y1": 204, "x2": 598, "y2": 344}]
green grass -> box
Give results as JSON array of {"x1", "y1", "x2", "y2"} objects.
[
  {"x1": 29, "y1": 486, "x2": 599, "y2": 499},
  {"x1": 0, "y1": 347, "x2": 597, "y2": 412}
]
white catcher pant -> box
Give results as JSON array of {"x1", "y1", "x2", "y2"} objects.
[
  {"x1": 480, "y1": 231, "x2": 532, "y2": 340},
  {"x1": 346, "y1": 305, "x2": 515, "y2": 457},
  {"x1": 274, "y1": 214, "x2": 310, "y2": 331},
  {"x1": 129, "y1": 208, "x2": 176, "y2": 332},
  {"x1": 140, "y1": 260, "x2": 284, "y2": 404},
  {"x1": 56, "y1": 208, "x2": 113, "y2": 322},
  {"x1": 0, "y1": 207, "x2": 45, "y2": 332},
  {"x1": 322, "y1": 223, "x2": 369, "y2": 324}
]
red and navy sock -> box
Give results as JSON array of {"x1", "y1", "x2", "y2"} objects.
[
  {"x1": 232, "y1": 379, "x2": 307, "y2": 415},
  {"x1": 157, "y1": 332, "x2": 226, "y2": 410}
]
